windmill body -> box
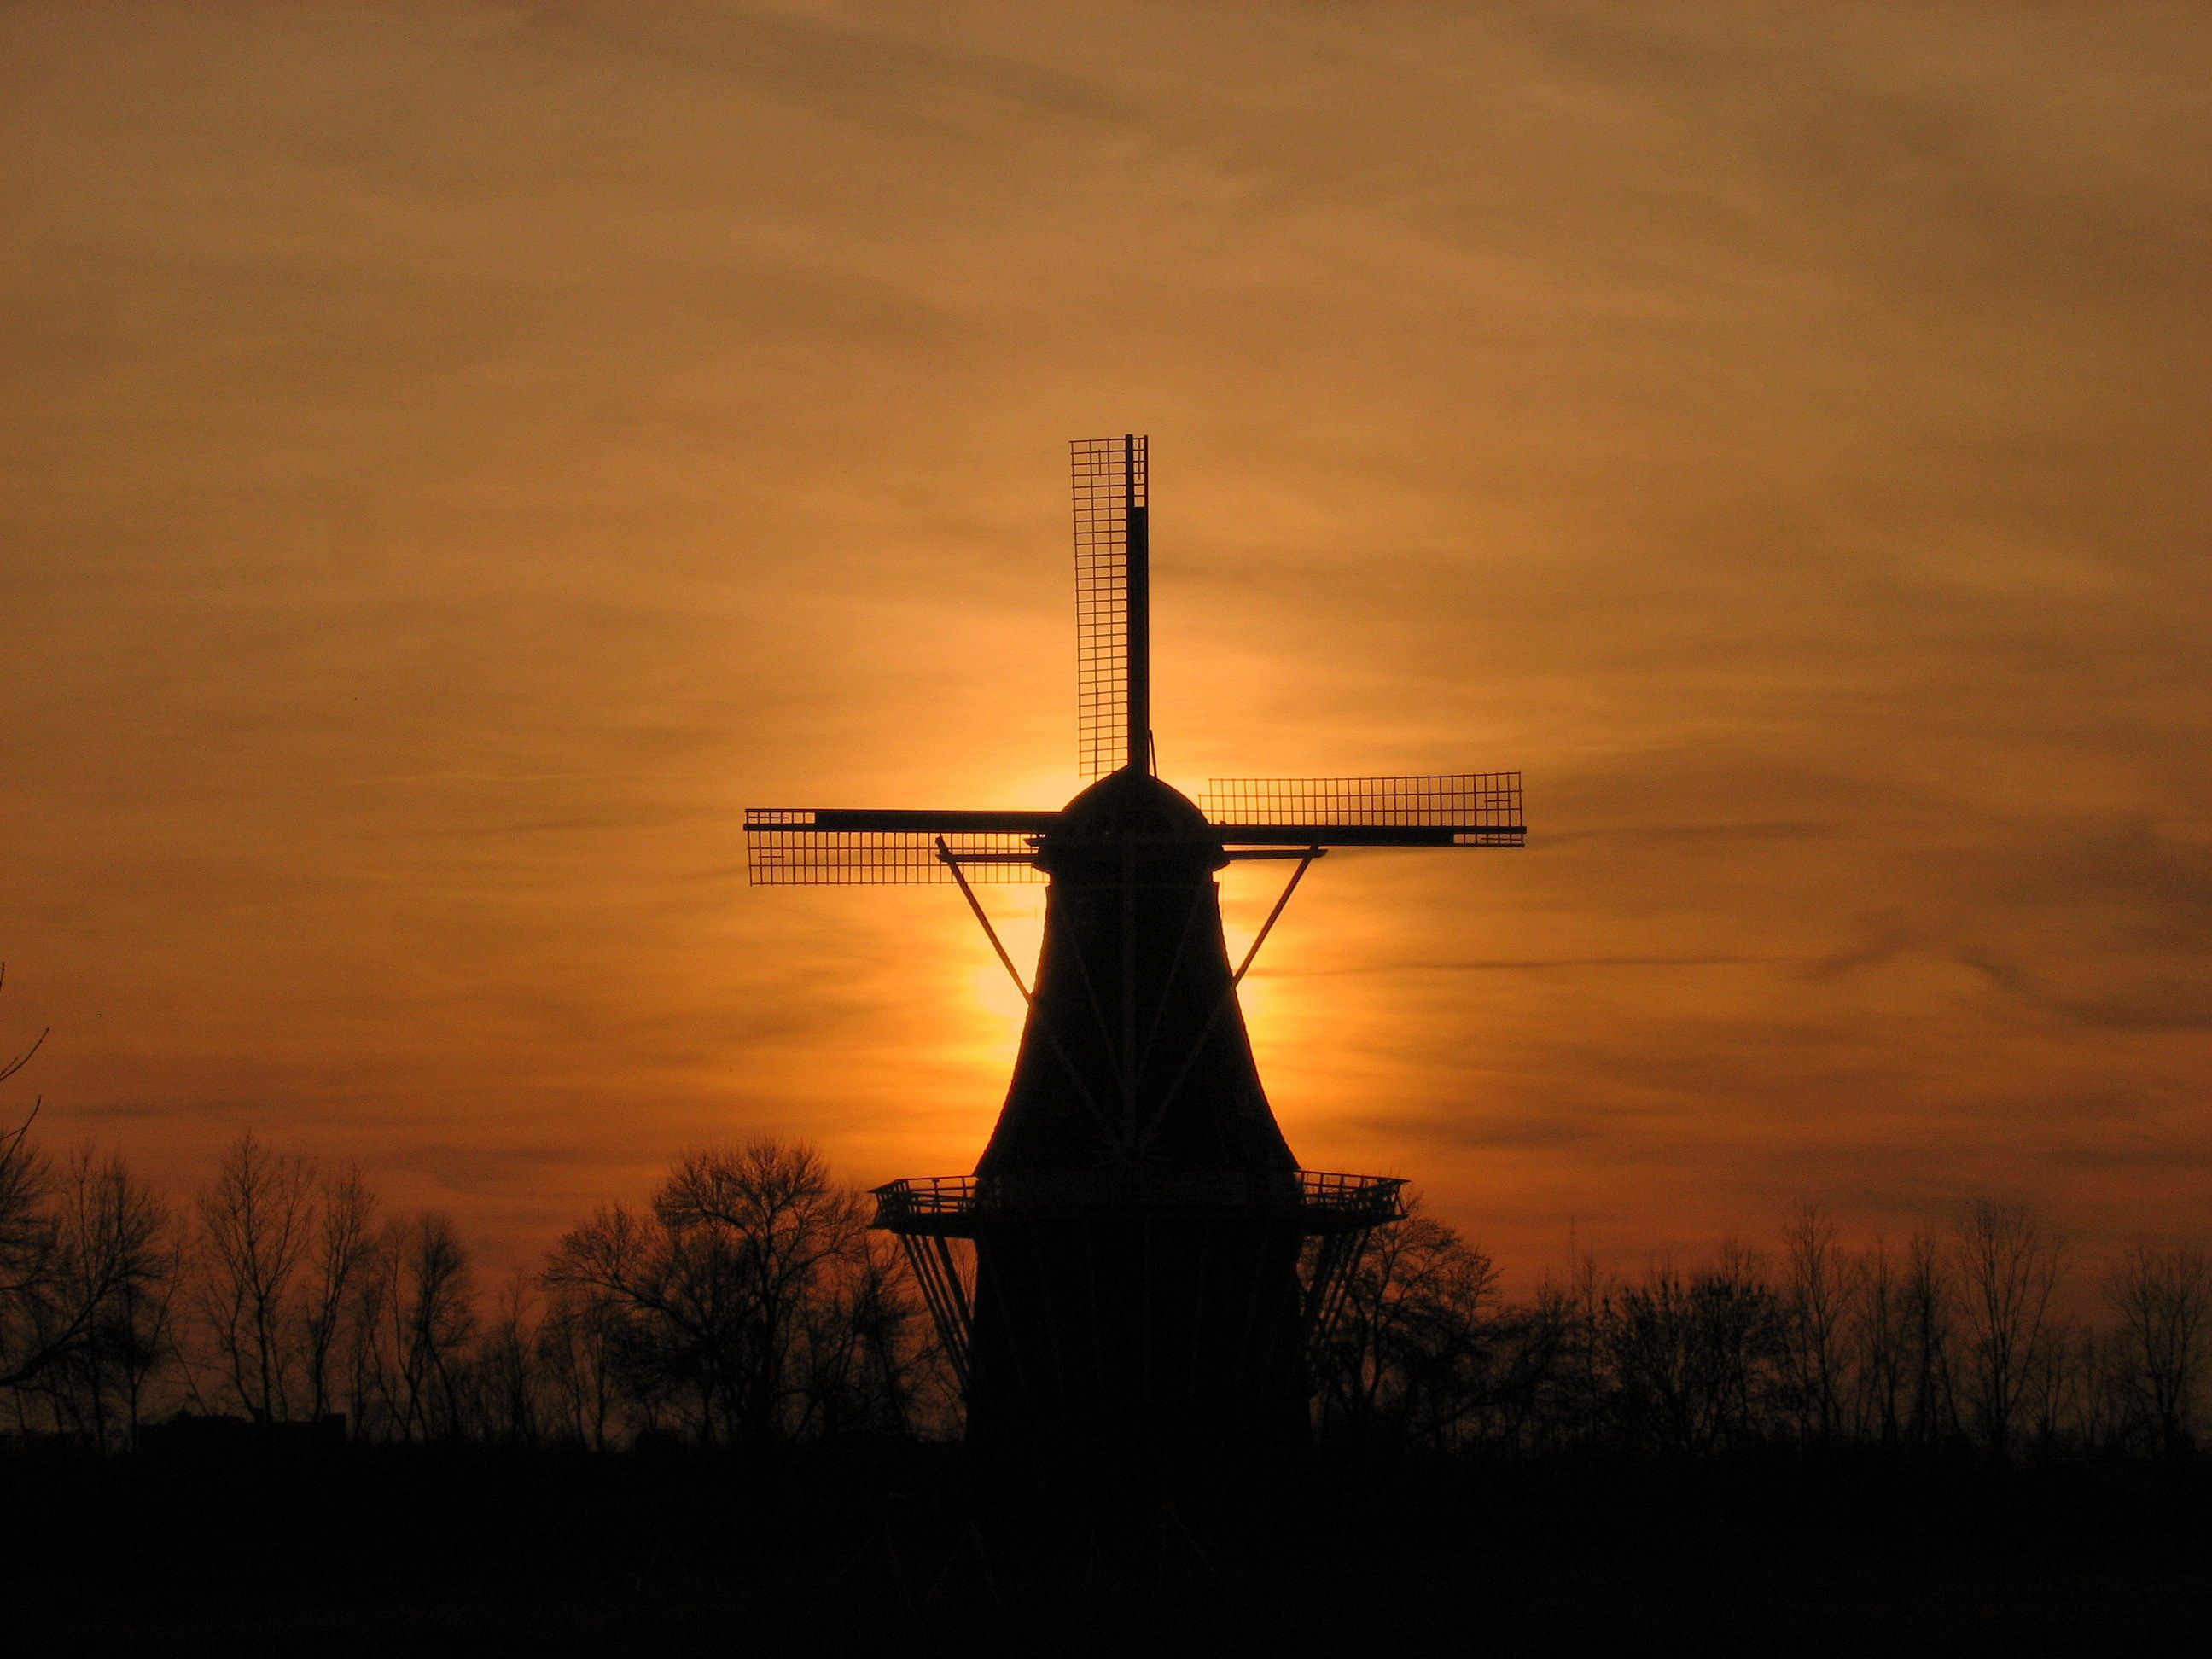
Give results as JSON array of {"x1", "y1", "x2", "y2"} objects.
[
  {"x1": 747, "y1": 437, "x2": 1523, "y2": 1481},
  {"x1": 966, "y1": 765, "x2": 1307, "y2": 1473}
]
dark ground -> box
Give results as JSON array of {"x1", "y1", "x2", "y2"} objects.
[{"x1": 7, "y1": 1439, "x2": 2209, "y2": 1656}]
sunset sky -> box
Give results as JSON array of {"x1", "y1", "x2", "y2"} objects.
[{"x1": 4, "y1": 2, "x2": 2208, "y2": 1284}]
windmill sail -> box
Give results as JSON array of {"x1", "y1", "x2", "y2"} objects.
[
  {"x1": 1203, "y1": 772, "x2": 1526, "y2": 847},
  {"x1": 1072, "y1": 435, "x2": 1147, "y2": 777},
  {"x1": 745, "y1": 808, "x2": 1050, "y2": 885}
]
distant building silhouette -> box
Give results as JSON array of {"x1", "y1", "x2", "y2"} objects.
[
  {"x1": 138, "y1": 1410, "x2": 346, "y2": 1457},
  {"x1": 748, "y1": 436, "x2": 1523, "y2": 1486}
]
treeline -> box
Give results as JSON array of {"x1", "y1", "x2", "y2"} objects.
[
  {"x1": 4, "y1": 1105, "x2": 2208, "y2": 1467},
  {"x1": 0, "y1": 1119, "x2": 940, "y2": 1450},
  {"x1": 1318, "y1": 1201, "x2": 2210, "y2": 1464}
]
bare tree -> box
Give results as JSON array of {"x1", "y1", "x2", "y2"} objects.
[
  {"x1": 796, "y1": 1233, "x2": 928, "y2": 1441},
  {"x1": 1850, "y1": 1237, "x2": 1907, "y2": 1444},
  {"x1": 544, "y1": 1139, "x2": 912, "y2": 1448},
  {"x1": 387, "y1": 1212, "x2": 477, "y2": 1441},
  {"x1": 2105, "y1": 1239, "x2": 2211, "y2": 1459},
  {"x1": 415, "y1": 1213, "x2": 478, "y2": 1437},
  {"x1": 341, "y1": 1220, "x2": 399, "y2": 1436},
  {"x1": 1898, "y1": 1233, "x2": 1959, "y2": 1446},
  {"x1": 1484, "y1": 1263, "x2": 1608, "y2": 1455},
  {"x1": 1778, "y1": 1204, "x2": 1857, "y2": 1445},
  {"x1": 1316, "y1": 1203, "x2": 1499, "y2": 1452},
  {"x1": 301, "y1": 1166, "x2": 376, "y2": 1424},
  {"x1": 536, "y1": 1283, "x2": 632, "y2": 1449},
  {"x1": 36, "y1": 1150, "x2": 177, "y2": 1447},
  {"x1": 2, "y1": 1132, "x2": 178, "y2": 1454},
  {"x1": 654, "y1": 1141, "x2": 877, "y2": 1442},
  {"x1": 2025, "y1": 1318, "x2": 2098, "y2": 1452},
  {"x1": 1955, "y1": 1199, "x2": 2065, "y2": 1460},
  {"x1": 1848, "y1": 1234, "x2": 1959, "y2": 1448},
  {"x1": 0, "y1": 976, "x2": 67, "y2": 1400},
  {"x1": 1602, "y1": 1244, "x2": 1789, "y2": 1457},
  {"x1": 474, "y1": 1272, "x2": 547, "y2": 1447},
  {"x1": 543, "y1": 1202, "x2": 698, "y2": 1437},
  {"x1": 0, "y1": 1109, "x2": 59, "y2": 1401},
  {"x1": 193, "y1": 1133, "x2": 321, "y2": 1421}
]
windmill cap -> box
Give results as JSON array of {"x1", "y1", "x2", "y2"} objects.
[{"x1": 1043, "y1": 767, "x2": 1225, "y2": 873}]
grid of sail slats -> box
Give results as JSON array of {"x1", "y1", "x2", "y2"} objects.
[
  {"x1": 744, "y1": 812, "x2": 1044, "y2": 885},
  {"x1": 1201, "y1": 772, "x2": 1524, "y2": 847},
  {"x1": 1072, "y1": 435, "x2": 1144, "y2": 779}
]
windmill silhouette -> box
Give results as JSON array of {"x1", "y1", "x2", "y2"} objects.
[{"x1": 748, "y1": 436, "x2": 1523, "y2": 1482}]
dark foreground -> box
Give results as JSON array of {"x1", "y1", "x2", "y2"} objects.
[{"x1": 7, "y1": 1439, "x2": 2209, "y2": 1656}]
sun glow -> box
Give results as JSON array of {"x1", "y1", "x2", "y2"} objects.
[
  {"x1": 965, "y1": 963, "x2": 1028, "y2": 1051},
  {"x1": 957, "y1": 899, "x2": 1046, "y2": 1064}
]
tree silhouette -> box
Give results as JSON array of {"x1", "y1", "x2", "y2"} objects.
[
  {"x1": 1956, "y1": 1199, "x2": 2066, "y2": 1460},
  {"x1": 2105, "y1": 1239, "x2": 2211, "y2": 1460},
  {"x1": 192, "y1": 1133, "x2": 317, "y2": 1422},
  {"x1": 544, "y1": 1139, "x2": 925, "y2": 1447}
]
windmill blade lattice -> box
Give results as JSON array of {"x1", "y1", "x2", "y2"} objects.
[
  {"x1": 1203, "y1": 772, "x2": 1526, "y2": 847},
  {"x1": 745, "y1": 811, "x2": 1045, "y2": 885},
  {"x1": 1073, "y1": 435, "x2": 1145, "y2": 778}
]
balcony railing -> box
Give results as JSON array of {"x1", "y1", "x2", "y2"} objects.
[{"x1": 871, "y1": 1168, "x2": 1406, "y2": 1235}]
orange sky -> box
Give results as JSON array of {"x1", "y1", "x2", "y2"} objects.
[{"x1": 4, "y1": 2, "x2": 2208, "y2": 1285}]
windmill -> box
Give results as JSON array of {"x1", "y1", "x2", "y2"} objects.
[{"x1": 747, "y1": 436, "x2": 1523, "y2": 1481}]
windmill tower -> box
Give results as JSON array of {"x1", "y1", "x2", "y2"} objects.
[{"x1": 748, "y1": 436, "x2": 1523, "y2": 1483}]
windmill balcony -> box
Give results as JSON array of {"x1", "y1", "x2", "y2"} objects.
[{"x1": 871, "y1": 1168, "x2": 1406, "y2": 1238}]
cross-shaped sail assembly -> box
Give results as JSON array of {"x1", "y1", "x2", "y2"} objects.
[{"x1": 743, "y1": 437, "x2": 1525, "y2": 1487}]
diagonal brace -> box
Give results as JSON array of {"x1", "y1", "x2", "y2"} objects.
[
  {"x1": 1235, "y1": 847, "x2": 1322, "y2": 986},
  {"x1": 1135, "y1": 847, "x2": 1323, "y2": 1156},
  {"x1": 936, "y1": 839, "x2": 1128, "y2": 1155},
  {"x1": 937, "y1": 837, "x2": 1033, "y2": 1003}
]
